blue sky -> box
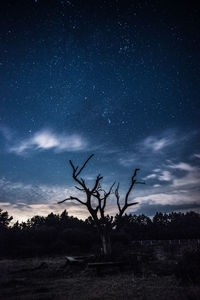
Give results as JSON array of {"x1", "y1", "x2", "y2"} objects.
[{"x1": 0, "y1": 0, "x2": 200, "y2": 221}]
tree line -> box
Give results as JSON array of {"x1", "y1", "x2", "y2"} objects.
[{"x1": 0, "y1": 208, "x2": 200, "y2": 258}]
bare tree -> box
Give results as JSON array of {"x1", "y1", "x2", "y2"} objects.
[{"x1": 58, "y1": 154, "x2": 144, "y2": 257}]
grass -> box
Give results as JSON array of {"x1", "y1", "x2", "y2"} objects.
[{"x1": 0, "y1": 256, "x2": 199, "y2": 300}]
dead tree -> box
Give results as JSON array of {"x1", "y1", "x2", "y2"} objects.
[{"x1": 58, "y1": 154, "x2": 144, "y2": 257}]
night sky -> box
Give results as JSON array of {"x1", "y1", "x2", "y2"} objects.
[{"x1": 0, "y1": 0, "x2": 200, "y2": 221}]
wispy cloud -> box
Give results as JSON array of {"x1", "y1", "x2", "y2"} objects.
[
  {"x1": 118, "y1": 155, "x2": 138, "y2": 167},
  {"x1": 0, "y1": 125, "x2": 13, "y2": 141},
  {"x1": 9, "y1": 129, "x2": 87, "y2": 154},
  {"x1": 144, "y1": 161, "x2": 200, "y2": 187},
  {"x1": 153, "y1": 184, "x2": 161, "y2": 188},
  {"x1": 142, "y1": 135, "x2": 174, "y2": 152},
  {"x1": 169, "y1": 162, "x2": 197, "y2": 172},
  {"x1": 153, "y1": 169, "x2": 161, "y2": 173},
  {"x1": 143, "y1": 170, "x2": 173, "y2": 182},
  {"x1": 118, "y1": 130, "x2": 177, "y2": 168},
  {"x1": 131, "y1": 158, "x2": 200, "y2": 215},
  {"x1": 143, "y1": 174, "x2": 157, "y2": 180},
  {"x1": 133, "y1": 181, "x2": 200, "y2": 214},
  {"x1": 171, "y1": 169, "x2": 200, "y2": 187},
  {"x1": 158, "y1": 170, "x2": 173, "y2": 182},
  {"x1": 135, "y1": 191, "x2": 198, "y2": 206},
  {"x1": 141, "y1": 129, "x2": 198, "y2": 154},
  {"x1": 193, "y1": 153, "x2": 200, "y2": 159},
  {"x1": 166, "y1": 161, "x2": 200, "y2": 187}
]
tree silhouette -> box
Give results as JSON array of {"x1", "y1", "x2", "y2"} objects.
[
  {"x1": 0, "y1": 209, "x2": 13, "y2": 230},
  {"x1": 58, "y1": 154, "x2": 144, "y2": 257},
  {"x1": 1, "y1": 208, "x2": 200, "y2": 258}
]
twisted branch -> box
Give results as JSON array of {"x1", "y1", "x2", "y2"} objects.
[{"x1": 115, "y1": 168, "x2": 144, "y2": 217}]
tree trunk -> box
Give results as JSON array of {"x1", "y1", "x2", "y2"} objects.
[{"x1": 100, "y1": 229, "x2": 112, "y2": 258}]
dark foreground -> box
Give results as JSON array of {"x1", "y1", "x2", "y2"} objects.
[{"x1": 0, "y1": 256, "x2": 199, "y2": 300}]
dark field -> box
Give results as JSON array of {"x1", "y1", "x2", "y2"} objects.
[{"x1": 0, "y1": 256, "x2": 199, "y2": 300}]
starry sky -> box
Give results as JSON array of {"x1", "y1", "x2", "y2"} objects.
[{"x1": 0, "y1": 0, "x2": 200, "y2": 221}]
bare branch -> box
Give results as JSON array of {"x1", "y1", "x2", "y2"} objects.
[
  {"x1": 91, "y1": 174, "x2": 103, "y2": 193},
  {"x1": 108, "y1": 181, "x2": 116, "y2": 193},
  {"x1": 97, "y1": 183, "x2": 102, "y2": 191},
  {"x1": 80, "y1": 177, "x2": 86, "y2": 186},
  {"x1": 102, "y1": 181, "x2": 115, "y2": 211},
  {"x1": 69, "y1": 155, "x2": 95, "y2": 191},
  {"x1": 69, "y1": 160, "x2": 77, "y2": 173},
  {"x1": 133, "y1": 168, "x2": 140, "y2": 178},
  {"x1": 75, "y1": 186, "x2": 85, "y2": 191},
  {"x1": 92, "y1": 181, "x2": 115, "y2": 219},
  {"x1": 125, "y1": 168, "x2": 140, "y2": 205},
  {"x1": 127, "y1": 202, "x2": 139, "y2": 207},
  {"x1": 115, "y1": 169, "x2": 141, "y2": 217},
  {"x1": 76, "y1": 154, "x2": 94, "y2": 177},
  {"x1": 58, "y1": 196, "x2": 86, "y2": 205},
  {"x1": 115, "y1": 183, "x2": 121, "y2": 213}
]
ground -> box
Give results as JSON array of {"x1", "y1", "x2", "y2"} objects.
[{"x1": 0, "y1": 256, "x2": 199, "y2": 300}]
